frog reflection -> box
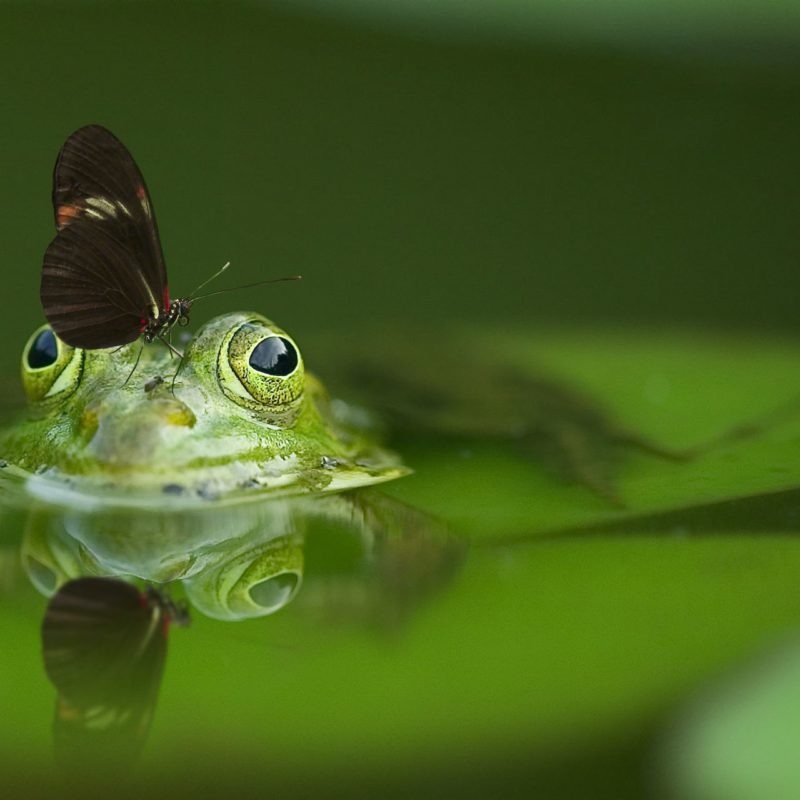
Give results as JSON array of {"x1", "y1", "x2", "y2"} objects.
[
  {"x1": 23, "y1": 490, "x2": 462, "y2": 769},
  {"x1": 21, "y1": 489, "x2": 461, "y2": 622}
]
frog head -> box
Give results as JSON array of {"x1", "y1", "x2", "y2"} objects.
[{"x1": 1, "y1": 311, "x2": 406, "y2": 503}]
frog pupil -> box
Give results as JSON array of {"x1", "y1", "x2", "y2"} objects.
[
  {"x1": 27, "y1": 329, "x2": 58, "y2": 369},
  {"x1": 249, "y1": 337, "x2": 298, "y2": 376}
]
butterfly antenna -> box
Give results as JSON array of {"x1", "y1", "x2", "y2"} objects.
[
  {"x1": 191, "y1": 275, "x2": 302, "y2": 303},
  {"x1": 187, "y1": 261, "x2": 231, "y2": 300}
]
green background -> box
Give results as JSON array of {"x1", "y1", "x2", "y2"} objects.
[
  {"x1": 1, "y1": 0, "x2": 800, "y2": 375},
  {"x1": 2, "y1": 2, "x2": 800, "y2": 798}
]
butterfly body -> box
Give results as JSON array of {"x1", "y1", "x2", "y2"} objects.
[{"x1": 142, "y1": 297, "x2": 192, "y2": 343}]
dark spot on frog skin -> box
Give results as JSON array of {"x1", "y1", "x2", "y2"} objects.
[
  {"x1": 320, "y1": 456, "x2": 339, "y2": 469},
  {"x1": 162, "y1": 483, "x2": 186, "y2": 495},
  {"x1": 0, "y1": 459, "x2": 7, "y2": 468},
  {"x1": 196, "y1": 484, "x2": 220, "y2": 501}
]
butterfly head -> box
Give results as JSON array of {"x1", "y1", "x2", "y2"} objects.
[
  {"x1": 171, "y1": 297, "x2": 193, "y2": 328},
  {"x1": 176, "y1": 298, "x2": 193, "y2": 327}
]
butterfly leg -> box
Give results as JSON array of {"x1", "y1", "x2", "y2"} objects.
[
  {"x1": 170, "y1": 351, "x2": 189, "y2": 396},
  {"x1": 122, "y1": 342, "x2": 145, "y2": 386},
  {"x1": 156, "y1": 333, "x2": 184, "y2": 360},
  {"x1": 154, "y1": 333, "x2": 188, "y2": 395}
]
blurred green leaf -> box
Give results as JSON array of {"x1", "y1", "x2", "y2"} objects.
[
  {"x1": 662, "y1": 635, "x2": 800, "y2": 800},
  {"x1": 385, "y1": 328, "x2": 800, "y2": 540}
]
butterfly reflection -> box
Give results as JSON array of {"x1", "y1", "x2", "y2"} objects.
[{"x1": 40, "y1": 577, "x2": 188, "y2": 767}]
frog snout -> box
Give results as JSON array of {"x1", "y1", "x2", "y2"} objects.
[{"x1": 82, "y1": 397, "x2": 197, "y2": 466}]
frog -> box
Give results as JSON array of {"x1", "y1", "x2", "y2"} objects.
[
  {"x1": 0, "y1": 310, "x2": 463, "y2": 624},
  {"x1": 0, "y1": 311, "x2": 409, "y2": 503}
]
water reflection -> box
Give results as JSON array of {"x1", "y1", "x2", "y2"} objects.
[
  {"x1": 17, "y1": 489, "x2": 463, "y2": 619},
  {"x1": 2, "y1": 485, "x2": 464, "y2": 765}
]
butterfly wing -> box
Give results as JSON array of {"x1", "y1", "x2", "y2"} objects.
[
  {"x1": 51, "y1": 124, "x2": 168, "y2": 298},
  {"x1": 41, "y1": 125, "x2": 169, "y2": 348},
  {"x1": 41, "y1": 577, "x2": 170, "y2": 763},
  {"x1": 42, "y1": 221, "x2": 158, "y2": 348}
]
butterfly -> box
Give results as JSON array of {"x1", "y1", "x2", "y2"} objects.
[
  {"x1": 40, "y1": 125, "x2": 195, "y2": 350},
  {"x1": 41, "y1": 125, "x2": 299, "y2": 354},
  {"x1": 41, "y1": 576, "x2": 189, "y2": 765}
]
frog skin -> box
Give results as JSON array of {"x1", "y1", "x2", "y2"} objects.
[{"x1": 0, "y1": 311, "x2": 408, "y2": 503}]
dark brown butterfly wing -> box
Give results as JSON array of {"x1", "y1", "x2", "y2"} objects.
[
  {"x1": 51, "y1": 124, "x2": 167, "y2": 297},
  {"x1": 41, "y1": 577, "x2": 170, "y2": 764},
  {"x1": 41, "y1": 125, "x2": 169, "y2": 348},
  {"x1": 42, "y1": 222, "x2": 156, "y2": 348}
]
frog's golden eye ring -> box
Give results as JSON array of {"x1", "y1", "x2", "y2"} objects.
[
  {"x1": 217, "y1": 320, "x2": 305, "y2": 422},
  {"x1": 21, "y1": 325, "x2": 85, "y2": 403}
]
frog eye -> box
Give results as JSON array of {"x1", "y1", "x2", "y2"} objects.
[
  {"x1": 217, "y1": 320, "x2": 305, "y2": 419},
  {"x1": 248, "y1": 336, "x2": 299, "y2": 377},
  {"x1": 21, "y1": 325, "x2": 85, "y2": 403}
]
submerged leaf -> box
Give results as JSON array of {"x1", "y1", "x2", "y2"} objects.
[{"x1": 340, "y1": 327, "x2": 800, "y2": 539}]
